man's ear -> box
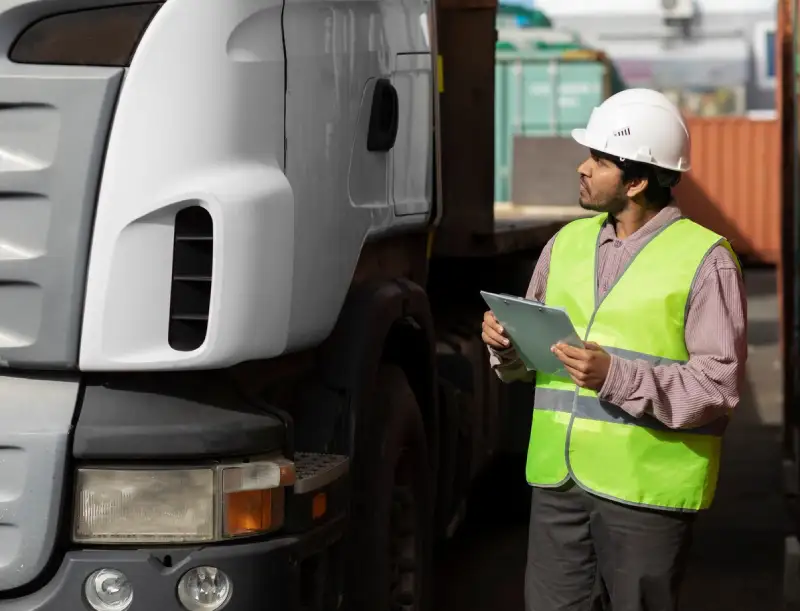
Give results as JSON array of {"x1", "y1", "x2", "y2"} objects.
[{"x1": 626, "y1": 176, "x2": 648, "y2": 199}]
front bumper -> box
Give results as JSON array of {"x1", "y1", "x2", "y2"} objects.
[{"x1": 0, "y1": 516, "x2": 344, "y2": 611}]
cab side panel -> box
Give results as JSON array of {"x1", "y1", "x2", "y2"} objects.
[
  {"x1": 80, "y1": 0, "x2": 292, "y2": 370},
  {"x1": 282, "y1": 0, "x2": 432, "y2": 349}
]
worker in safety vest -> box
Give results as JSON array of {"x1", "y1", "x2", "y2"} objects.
[{"x1": 482, "y1": 88, "x2": 747, "y2": 611}]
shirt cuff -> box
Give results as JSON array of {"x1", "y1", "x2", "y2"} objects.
[
  {"x1": 488, "y1": 345, "x2": 517, "y2": 359},
  {"x1": 598, "y1": 355, "x2": 644, "y2": 417}
]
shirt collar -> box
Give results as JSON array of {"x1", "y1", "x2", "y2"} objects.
[{"x1": 599, "y1": 203, "x2": 683, "y2": 244}]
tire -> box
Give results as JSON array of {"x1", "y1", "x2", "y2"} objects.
[{"x1": 345, "y1": 364, "x2": 433, "y2": 611}]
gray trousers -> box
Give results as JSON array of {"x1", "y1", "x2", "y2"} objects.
[{"x1": 525, "y1": 481, "x2": 696, "y2": 611}]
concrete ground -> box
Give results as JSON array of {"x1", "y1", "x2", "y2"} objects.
[{"x1": 434, "y1": 268, "x2": 792, "y2": 610}]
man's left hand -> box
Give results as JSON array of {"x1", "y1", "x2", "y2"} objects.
[{"x1": 552, "y1": 341, "x2": 611, "y2": 391}]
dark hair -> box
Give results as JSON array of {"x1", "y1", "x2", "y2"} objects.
[
  {"x1": 592, "y1": 149, "x2": 680, "y2": 208},
  {"x1": 618, "y1": 159, "x2": 680, "y2": 208}
]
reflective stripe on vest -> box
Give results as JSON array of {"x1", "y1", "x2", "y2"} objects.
[{"x1": 526, "y1": 212, "x2": 739, "y2": 512}]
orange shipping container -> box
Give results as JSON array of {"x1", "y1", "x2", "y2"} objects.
[{"x1": 674, "y1": 117, "x2": 781, "y2": 264}]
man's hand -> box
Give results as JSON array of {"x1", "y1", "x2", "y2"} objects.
[
  {"x1": 552, "y1": 341, "x2": 611, "y2": 391},
  {"x1": 481, "y1": 310, "x2": 511, "y2": 350}
]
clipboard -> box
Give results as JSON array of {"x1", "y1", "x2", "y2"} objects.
[{"x1": 480, "y1": 290, "x2": 584, "y2": 375}]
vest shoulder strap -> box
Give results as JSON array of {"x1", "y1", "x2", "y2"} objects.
[
  {"x1": 554, "y1": 213, "x2": 740, "y2": 273},
  {"x1": 555, "y1": 213, "x2": 607, "y2": 240},
  {"x1": 550, "y1": 213, "x2": 606, "y2": 265},
  {"x1": 654, "y1": 217, "x2": 741, "y2": 274}
]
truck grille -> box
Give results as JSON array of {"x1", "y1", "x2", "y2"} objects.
[{"x1": 168, "y1": 206, "x2": 213, "y2": 351}]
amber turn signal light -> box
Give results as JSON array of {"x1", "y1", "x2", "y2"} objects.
[
  {"x1": 221, "y1": 458, "x2": 294, "y2": 538},
  {"x1": 225, "y1": 488, "x2": 283, "y2": 537}
]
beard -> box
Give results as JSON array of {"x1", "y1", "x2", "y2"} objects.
[{"x1": 578, "y1": 186, "x2": 627, "y2": 215}]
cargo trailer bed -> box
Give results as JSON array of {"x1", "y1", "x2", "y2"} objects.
[{"x1": 489, "y1": 202, "x2": 590, "y2": 255}]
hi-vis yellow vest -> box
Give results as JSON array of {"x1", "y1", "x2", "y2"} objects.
[{"x1": 528, "y1": 213, "x2": 739, "y2": 512}]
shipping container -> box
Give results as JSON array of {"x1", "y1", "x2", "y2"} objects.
[
  {"x1": 494, "y1": 43, "x2": 626, "y2": 202},
  {"x1": 495, "y1": 4, "x2": 551, "y2": 29},
  {"x1": 674, "y1": 116, "x2": 781, "y2": 264}
]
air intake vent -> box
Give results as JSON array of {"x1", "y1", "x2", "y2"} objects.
[{"x1": 168, "y1": 206, "x2": 213, "y2": 351}]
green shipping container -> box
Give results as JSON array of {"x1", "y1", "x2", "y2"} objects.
[{"x1": 494, "y1": 49, "x2": 624, "y2": 203}]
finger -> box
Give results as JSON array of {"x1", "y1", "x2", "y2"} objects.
[
  {"x1": 552, "y1": 346, "x2": 587, "y2": 370},
  {"x1": 563, "y1": 365, "x2": 588, "y2": 387},
  {"x1": 552, "y1": 348, "x2": 579, "y2": 369},
  {"x1": 481, "y1": 331, "x2": 498, "y2": 348},
  {"x1": 583, "y1": 341, "x2": 604, "y2": 352},
  {"x1": 554, "y1": 343, "x2": 588, "y2": 359},
  {"x1": 556, "y1": 354, "x2": 590, "y2": 375},
  {"x1": 482, "y1": 328, "x2": 510, "y2": 348},
  {"x1": 484, "y1": 312, "x2": 506, "y2": 336},
  {"x1": 484, "y1": 330, "x2": 509, "y2": 348}
]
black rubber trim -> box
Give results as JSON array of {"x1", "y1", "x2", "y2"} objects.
[{"x1": 73, "y1": 372, "x2": 285, "y2": 460}]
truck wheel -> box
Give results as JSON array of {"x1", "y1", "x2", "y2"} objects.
[{"x1": 346, "y1": 364, "x2": 433, "y2": 611}]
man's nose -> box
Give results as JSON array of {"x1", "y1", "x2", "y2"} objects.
[{"x1": 577, "y1": 158, "x2": 591, "y2": 176}]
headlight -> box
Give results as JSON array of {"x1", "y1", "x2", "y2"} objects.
[
  {"x1": 73, "y1": 456, "x2": 295, "y2": 544},
  {"x1": 75, "y1": 468, "x2": 215, "y2": 543}
]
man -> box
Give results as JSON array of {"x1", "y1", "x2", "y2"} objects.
[{"x1": 482, "y1": 88, "x2": 747, "y2": 611}]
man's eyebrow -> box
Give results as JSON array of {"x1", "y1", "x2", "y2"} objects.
[{"x1": 595, "y1": 152, "x2": 616, "y2": 166}]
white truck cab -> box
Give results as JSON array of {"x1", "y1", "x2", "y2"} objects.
[
  {"x1": 0, "y1": 0, "x2": 563, "y2": 609},
  {"x1": 0, "y1": 0, "x2": 435, "y2": 609}
]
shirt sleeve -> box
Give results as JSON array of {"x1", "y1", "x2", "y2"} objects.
[
  {"x1": 598, "y1": 244, "x2": 747, "y2": 429},
  {"x1": 487, "y1": 234, "x2": 556, "y2": 383}
]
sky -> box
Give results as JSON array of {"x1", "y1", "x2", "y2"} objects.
[{"x1": 531, "y1": 0, "x2": 776, "y2": 15}]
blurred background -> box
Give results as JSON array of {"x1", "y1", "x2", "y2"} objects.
[
  {"x1": 491, "y1": 0, "x2": 781, "y2": 265},
  {"x1": 434, "y1": 1, "x2": 800, "y2": 609}
]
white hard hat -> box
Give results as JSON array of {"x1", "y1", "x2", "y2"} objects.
[{"x1": 571, "y1": 88, "x2": 691, "y2": 172}]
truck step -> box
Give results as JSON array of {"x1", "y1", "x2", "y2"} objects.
[{"x1": 294, "y1": 452, "x2": 350, "y2": 494}]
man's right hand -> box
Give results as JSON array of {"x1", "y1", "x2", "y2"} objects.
[{"x1": 481, "y1": 310, "x2": 512, "y2": 350}]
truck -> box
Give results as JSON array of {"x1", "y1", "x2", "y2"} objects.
[{"x1": 0, "y1": 1, "x2": 586, "y2": 610}]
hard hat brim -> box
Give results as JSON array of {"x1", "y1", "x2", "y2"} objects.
[
  {"x1": 571, "y1": 128, "x2": 590, "y2": 150},
  {"x1": 571, "y1": 127, "x2": 691, "y2": 172}
]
